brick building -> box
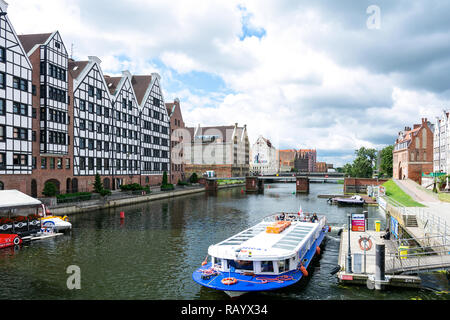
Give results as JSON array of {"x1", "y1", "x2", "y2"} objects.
[
  {"x1": 433, "y1": 110, "x2": 449, "y2": 174},
  {"x1": 277, "y1": 149, "x2": 296, "y2": 172},
  {"x1": 0, "y1": 5, "x2": 171, "y2": 197},
  {"x1": 393, "y1": 118, "x2": 434, "y2": 184},
  {"x1": 315, "y1": 162, "x2": 327, "y2": 173},
  {"x1": 165, "y1": 98, "x2": 186, "y2": 183},
  {"x1": 184, "y1": 123, "x2": 250, "y2": 178}
]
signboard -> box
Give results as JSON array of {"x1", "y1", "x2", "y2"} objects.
[
  {"x1": 379, "y1": 186, "x2": 385, "y2": 196},
  {"x1": 378, "y1": 197, "x2": 387, "y2": 210},
  {"x1": 390, "y1": 216, "x2": 399, "y2": 239},
  {"x1": 351, "y1": 213, "x2": 366, "y2": 232}
]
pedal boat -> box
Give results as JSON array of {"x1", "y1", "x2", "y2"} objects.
[{"x1": 192, "y1": 213, "x2": 330, "y2": 298}]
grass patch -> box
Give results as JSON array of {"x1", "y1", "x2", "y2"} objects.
[{"x1": 382, "y1": 180, "x2": 425, "y2": 207}]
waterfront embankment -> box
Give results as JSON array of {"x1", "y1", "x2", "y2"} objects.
[{"x1": 50, "y1": 183, "x2": 245, "y2": 216}]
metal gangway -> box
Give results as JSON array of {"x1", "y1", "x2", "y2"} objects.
[{"x1": 383, "y1": 235, "x2": 450, "y2": 274}]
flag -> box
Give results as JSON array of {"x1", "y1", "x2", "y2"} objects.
[{"x1": 298, "y1": 205, "x2": 303, "y2": 216}]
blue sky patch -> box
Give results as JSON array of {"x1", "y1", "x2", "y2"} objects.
[{"x1": 238, "y1": 5, "x2": 267, "y2": 41}]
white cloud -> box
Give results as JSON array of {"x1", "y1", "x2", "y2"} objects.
[{"x1": 7, "y1": 0, "x2": 449, "y2": 167}]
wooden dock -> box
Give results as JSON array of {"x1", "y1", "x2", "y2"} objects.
[{"x1": 337, "y1": 229, "x2": 422, "y2": 288}]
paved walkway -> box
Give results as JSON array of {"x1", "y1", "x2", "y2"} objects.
[{"x1": 393, "y1": 179, "x2": 450, "y2": 232}]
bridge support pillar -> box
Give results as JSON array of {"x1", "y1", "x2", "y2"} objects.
[
  {"x1": 296, "y1": 177, "x2": 309, "y2": 194},
  {"x1": 246, "y1": 177, "x2": 264, "y2": 193},
  {"x1": 205, "y1": 179, "x2": 218, "y2": 192}
]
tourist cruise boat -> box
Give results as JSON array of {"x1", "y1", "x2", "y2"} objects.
[{"x1": 192, "y1": 212, "x2": 330, "y2": 297}]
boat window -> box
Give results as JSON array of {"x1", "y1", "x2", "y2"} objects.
[
  {"x1": 229, "y1": 260, "x2": 254, "y2": 271},
  {"x1": 278, "y1": 259, "x2": 290, "y2": 273},
  {"x1": 261, "y1": 261, "x2": 274, "y2": 272}
]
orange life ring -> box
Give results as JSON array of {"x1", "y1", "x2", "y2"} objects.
[
  {"x1": 358, "y1": 237, "x2": 372, "y2": 251},
  {"x1": 221, "y1": 277, "x2": 238, "y2": 285}
]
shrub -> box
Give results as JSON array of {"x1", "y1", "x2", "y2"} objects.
[
  {"x1": 43, "y1": 181, "x2": 58, "y2": 197},
  {"x1": 189, "y1": 173, "x2": 198, "y2": 184},
  {"x1": 177, "y1": 180, "x2": 189, "y2": 186},
  {"x1": 161, "y1": 184, "x2": 175, "y2": 191},
  {"x1": 119, "y1": 183, "x2": 144, "y2": 192},
  {"x1": 100, "y1": 189, "x2": 112, "y2": 197}
]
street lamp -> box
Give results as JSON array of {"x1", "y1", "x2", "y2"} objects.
[{"x1": 346, "y1": 213, "x2": 352, "y2": 273}]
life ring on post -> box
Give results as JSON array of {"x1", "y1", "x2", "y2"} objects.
[
  {"x1": 358, "y1": 237, "x2": 372, "y2": 251},
  {"x1": 221, "y1": 277, "x2": 238, "y2": 285}
]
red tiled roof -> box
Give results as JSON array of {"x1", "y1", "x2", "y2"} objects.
[{"x1": 18, "y1": 33, "x2": 53, "y2": 53}]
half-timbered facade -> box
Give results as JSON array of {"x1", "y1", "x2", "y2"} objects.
[
  {"x1": 0, "y1": 1, "x2": 34, "y2": 192},
  {"x1": 133, "y1": 73, "x2": 170, "y2": 184},
  {"x1": 105, "y1": 71, "x2": 141, "y2": 187}
]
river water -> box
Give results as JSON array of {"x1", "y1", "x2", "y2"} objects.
[{"x1": 0, "y1": 183, "x2": 448, "y2": 300}]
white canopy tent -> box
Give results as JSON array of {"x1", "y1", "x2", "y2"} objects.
[{"x1": 0, "y1": 190, "x2": 42, "y2": 213}]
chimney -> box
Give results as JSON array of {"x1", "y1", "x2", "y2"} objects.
[
  {"x1": 88, "y1": 56, "x2": 102, "y2": 65},
  {"x1": 413, "y1": 124, "x2": 420, "y2": 129},
  {"x1": 122, "y1": 70, "x2": 132, "y2": 79},
  {"x1": 0, "y1": 0, "x2": 8, "y2": 13}
]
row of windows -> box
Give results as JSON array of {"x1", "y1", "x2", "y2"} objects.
[
  {"x1": 142, "y1": 135, "x2": 168, "y2": 146},
  {"x1": 47, "y1": 130, "x2": 67, "y2": 145},
  {"x1": 48, "y1": 108, "x2": 68, "y2": 124},
  {"x1": 48, "y1": 63, "x2": 67, "y2": 81},
  {"x1": 142, "y1": 161, "x2": 168, "y2": 172},
  {"x1": 79, "y1": 157, "x2": 140, "y2": 171},
  {"x1": 88, "y1": 85, "x2": 103, "y2": 100},
  {"x1": 47, "y1": 86, "x2": 67, "y2": 103},
  {"x1": 143, "y1": 148, "x2": 168, "y2": 158},
  {"x1": 79, "y1": 138, "x2": 139, "y2": 154},
  {"x1": 40, "y1": 157, "x2": 70, "y2": 170},
  {"x1": 0, "y1": 153, "x2": 28, "y2": 167},
  {"x1": 0, "y1": 73, "x2": 30, "y2": 92}
]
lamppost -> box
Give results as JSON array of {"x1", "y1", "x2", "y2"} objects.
[{"x1": 346, "y1": 213, "x2": 352, "y2": 273}]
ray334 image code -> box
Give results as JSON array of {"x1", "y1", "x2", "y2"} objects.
[{"x1": 180, "y1": 304, "x2": 268, "y2": 317}]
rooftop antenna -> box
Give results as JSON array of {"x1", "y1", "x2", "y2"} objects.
[{"x1": 70, "y1": 43, "x2": 74, "y2": 60}]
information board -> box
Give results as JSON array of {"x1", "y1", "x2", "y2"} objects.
[
  {"x1": 351, "y1": 213, "x2": 366, "y2": 232},
  {"x1": 390, "y1": 216, "x2": 399, "y2": 239}
]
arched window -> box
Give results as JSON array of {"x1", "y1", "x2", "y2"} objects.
[{"x1": 0, "y1": 181, "x2": 4, "y2": 190}]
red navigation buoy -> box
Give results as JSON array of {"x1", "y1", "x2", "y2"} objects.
[
  {"x1": 241, "y1": 189, "x2": 244, "y2": 194},
  {"x1": 120, "y1": 212, "x2": 125, "y2": 219}
]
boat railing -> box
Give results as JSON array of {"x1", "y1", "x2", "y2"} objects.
[{"x1": 262, "y1": 213, "x2": 327, "y2": 225}]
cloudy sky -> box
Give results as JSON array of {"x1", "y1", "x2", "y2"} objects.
[{"x1": 8, "y1": 0, "x2": 450, "y2": 166}]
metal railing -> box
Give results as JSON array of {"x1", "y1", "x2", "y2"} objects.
[{"x1": 382, "y1": 195, "x2": 450, "y2": 246}]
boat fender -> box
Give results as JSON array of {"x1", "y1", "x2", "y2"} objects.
[
  {"x1": 13, "y1": 237, "x2": 20, "y2": 245},
  {"x1": 221, "y1": 277, "x2": 238, "y2": 285},
  {"x1": 316, "y1": 246, "x2": 321, "y2": 255},
  {"x1": 201, "y1": 255, "x2": 208, "y2": 266},
  {"x1": 330, "y1": 265, "x2": 341, "y2": 275},
  {"x1": 300, "y1": 265, "x2": 308, "y2": 277}
]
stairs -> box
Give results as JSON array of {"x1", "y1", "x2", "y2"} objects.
[{"x1": 405, "y1": 215, "x2": 418, "y2": 228}]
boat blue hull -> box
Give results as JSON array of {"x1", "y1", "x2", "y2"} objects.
[{"x1": 192, "y1": 226, "x2": 329, "y2": 294}]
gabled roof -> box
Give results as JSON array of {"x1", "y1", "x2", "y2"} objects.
[
  {"x1": 104, "y1": 75, "x2": 122, "y2": 95},
  {"x1": 165, "y1": 102, "x2": 175, "y2": 117},
  {"x1": 68, "y1": 59, "x2": 89, "y2": 79},
  {"x1": 17, "y1": 32, "x2": 53, "y2": 54},
  {"x1": 131, "y1": 75, "x2": 152, "y2": 105}
]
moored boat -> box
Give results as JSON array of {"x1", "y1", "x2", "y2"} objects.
[
  {"x1": 192, "y1": 212, "x2": 330, "y2": 297},
  {"x1": 328, "y1": 195, "x2": 365, "y2": 205}
]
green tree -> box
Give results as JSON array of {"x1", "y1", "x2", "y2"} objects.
[
  {"x1": 43, "y1": 181, "x2": 58, "y2": 197},
  {"x1": 189, "y1": 173, "x2": 198, "y2": 183},
  {"x1": 162, "y1": 171, "x2": 168, "y2": 186},
  {"x1": 343, "y1": 147, "x2": 377, "y2": 178},
  {"x1": 379, "y1": 145, "x2": 394, "y2": 178},
  {"x1": 93, "y1": 173, "x2": 104, "y2": 193}
]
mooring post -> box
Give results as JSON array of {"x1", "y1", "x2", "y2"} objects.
[
  {"x1": 375, "y1": 243, "x2": 385, "y2": 290},
  {"x1": 346, "y1": 214, "x2": 352, "y2": 273}
]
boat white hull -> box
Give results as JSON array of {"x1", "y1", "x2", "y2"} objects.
[{"x1": 41, "y1": 219, "x2": 72, "y2": 232}]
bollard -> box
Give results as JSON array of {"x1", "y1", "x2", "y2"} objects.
[{"x1": 375, "y1": 244, "x2": 385, "y2": 290}]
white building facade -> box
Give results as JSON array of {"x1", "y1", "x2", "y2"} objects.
[
  {"x1": 250, "y1": 135, "x2": 278, "y2": 175},
  {"x1": 433, "y1": 110, "x2": 449, "y2": 174}
]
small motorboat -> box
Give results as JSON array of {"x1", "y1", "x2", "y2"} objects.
[
  {"x1": 192, "y1": 212, "x2": 330, "y2": 298},
  {"x1": 328, "y1": 195, "x2": 365, "y2": 205},
  {"x1": 40, "y1": 215, "x2": 72, "y2": 232}
]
